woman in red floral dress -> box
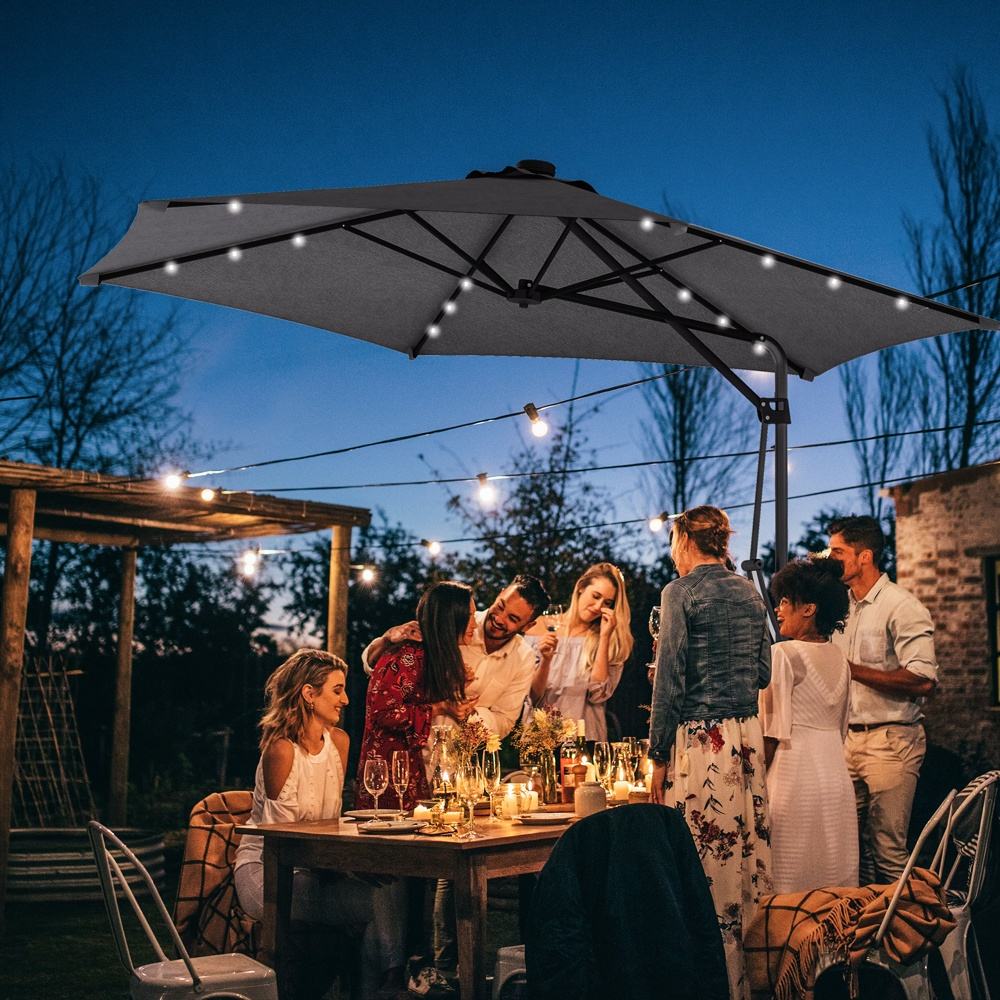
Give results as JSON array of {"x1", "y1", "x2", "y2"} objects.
[{"x1": 356, "y1": 582, "x2": 477, "y2": 811}]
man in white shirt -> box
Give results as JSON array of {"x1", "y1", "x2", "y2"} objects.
[
  {"x1": 828, "y1": 516, "x2": 938, "y2": 883},
  {"x1": 362, "y1": 575, "x2": 549, "y2": 994}
]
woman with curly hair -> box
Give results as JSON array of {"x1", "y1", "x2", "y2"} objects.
[
  {"x1": 234, "y1": 648, "x2": 403, "y2": 998},
  {"x1": 648, "y1": 505, "x2": 772, "y2": 1000},
  {"x1": 759, "y1": 557, "x2": 858, "y2": 893},
  {"x1": 524, "y1": 562, "x2": 634, "y2": 741}
]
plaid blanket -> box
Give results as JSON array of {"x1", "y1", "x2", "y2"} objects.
[
  {"x1": 173, "y1": 790, "x2": 259, "y2": 958},
  {"x1": 744, "y1": 867, "x2": 955, "y2": 1000}
]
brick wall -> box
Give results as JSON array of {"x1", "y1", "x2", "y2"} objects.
[{"x1": 890, "y1": 464, "x2": 1000, "y2": 772}]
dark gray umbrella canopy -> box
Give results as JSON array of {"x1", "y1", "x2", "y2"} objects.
[{"x1": 80, "y1": 161, "x2": 999, "y2": 380}]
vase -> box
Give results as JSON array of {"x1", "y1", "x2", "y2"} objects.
[{"x1": 520, "y1": 749, "x2": 559, "y2": 805}]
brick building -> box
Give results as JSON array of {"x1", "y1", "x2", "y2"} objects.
[{"x1": 888, "y1": 461, "x2": 1000, "y2": 772}]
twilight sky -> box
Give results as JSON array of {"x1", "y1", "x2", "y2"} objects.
[{"x1": 5, "y1": 1, "x2": 1000, "y2": 573}]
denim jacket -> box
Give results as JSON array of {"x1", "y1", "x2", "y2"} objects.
[{"x1": 649, "y1": 564, "x2": 772, "y2": 759}]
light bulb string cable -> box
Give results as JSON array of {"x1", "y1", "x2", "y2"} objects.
[{"x1": 229, "y1": 416, "x2": 1000, "y2": 494}]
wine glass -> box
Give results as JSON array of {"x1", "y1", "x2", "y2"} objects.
[
  {"x1": 541, "y1": 603, "x2": 564, "y2": 634},
  {"x1": 624, "y1": 737, "x2": 640, "y2": 783},
  {"x1": 648, "y1": 604, "x2": 661, "y2": 640},
  {"x1": 453, "y1": 759, "x2": 485, "y2": 841},
  {"x1": 592, "y1": 741, "x2": 612, "y2": 791},
  {"x1": 391, "y1": 750, "x2": 410, "y2": 818},
  {"x1": 481, "y1": 749, "x2": 501, "y2": 823},
  {"x1": 362, "y1": 756, "x2": 389, "y2": 825}
]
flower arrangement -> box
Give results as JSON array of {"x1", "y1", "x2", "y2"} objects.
[
  {"x1": 445, "y1": 717, "x2": 500, "y2": 759},
  {"x1": 513, "y1": 707, "x2": 578, "y2": 756}
]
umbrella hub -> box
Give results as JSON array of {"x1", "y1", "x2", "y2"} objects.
[{"x1": 509, "y1": 278, "x2": 544, "y2": 308}]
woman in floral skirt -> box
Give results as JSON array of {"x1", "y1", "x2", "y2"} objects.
[{"x1": 649, "y1": 506, "x2": 773, "y2": 1000}]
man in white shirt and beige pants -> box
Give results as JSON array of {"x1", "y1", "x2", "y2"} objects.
[{"x1": 828, "y1": 515, "x2": 938, "y2": 884}]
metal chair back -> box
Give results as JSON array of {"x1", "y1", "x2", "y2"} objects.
[{"x1": 87, "y1": 820, "x2": 202, "y2": 990}]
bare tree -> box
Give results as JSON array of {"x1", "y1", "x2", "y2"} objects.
[
  {"x1": 838, "y1": 345, "x2": 919, "y2": 518},
  {"x1": 638, "y1": 363, "x2": 755, "y2": 514},
  {"x1": 904, "y1": 68, "x2": 1000, "y2": 471},
  {"x1": 0, "y1": 159, "x2": 200, "y2": 648}
]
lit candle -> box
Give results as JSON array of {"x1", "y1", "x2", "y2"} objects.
[
  {"x1": 581, "y1": 756, "x2": 597, "y2": 783},
  {"x1": 441, "y1": 810, "x2": 462, "y2": 824},
  {"x1": 644, "y1": 760, "x2": 654, "y2": 792},
  {"x1": 524, "y1": 790, "x2": 539, "y2": 812},
  {"x1": 613, "y1": 780, "x2": 631, "y2": 801},
  {"x1": 501, "y1": 786, "x2": 520, "y2": 819},
  {"x1": 413, "y1": 805, "x2": 433, "y2": 822}
]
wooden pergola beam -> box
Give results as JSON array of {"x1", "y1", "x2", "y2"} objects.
[
  {"x1": 109, "y1": 548, "x2": 137, "y2": 827},
  {"x1": 0, "y1": 489, "x2": 36, "y2": 931},
  {"x1": 326, "y1": 524, "x2": 352, "y2": 660}
]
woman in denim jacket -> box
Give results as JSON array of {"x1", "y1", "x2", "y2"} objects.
[{"x1": 649, "y1": 505, "x2": 773, "y2": 1000}]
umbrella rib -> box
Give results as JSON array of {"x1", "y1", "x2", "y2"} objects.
[
  {"x1": 561, "y1": 217, "x2": 767, "y2": 412},
  {"x1": 532, "y1": 221, "x2": 574, "y2": 286},
  {"x1": 405, "y1": 212, "x2": 514, "y2": 294}
]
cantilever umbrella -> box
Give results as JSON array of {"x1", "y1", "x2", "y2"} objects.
[{"x1": 80, "y1": 159, "x2": 1000, "y2": 573}]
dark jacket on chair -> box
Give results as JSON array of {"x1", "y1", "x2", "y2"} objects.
[{"x1": 526, "y1": 804, "x2": 728, "y2": 1000}]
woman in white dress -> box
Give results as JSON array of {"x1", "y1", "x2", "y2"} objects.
[
  {"x1": 524, "y1": 562, "x2": 634, "y2": 741},
  {"x1": 234, "y1": 648, "x2": 404, "y2": 998},
  {"x1": 759, "y1": 558, "x2": 859, "y2": 893}
]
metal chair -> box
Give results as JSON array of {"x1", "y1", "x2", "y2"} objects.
[{"x1": 87, "y1": 820, "x2": 277, "y2": 1000}]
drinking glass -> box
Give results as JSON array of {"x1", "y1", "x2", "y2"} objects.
[
  {"x1": 362, "y1": 756, "x2": 389, "y2": 825},
  {"x1": 481, "y1": 750, "x2": 501, "y2": 823},
  {"x1": 541, "y1": 603, "x2": 564, "y2": 634},
  {"x1": 592, "y1": 741, "x2": 613, "y2": 791},
  {"x1": 453, "y1": 759, "x2": 485, "y2": 841},
  {"x1": 648, "y1": 605, "x2": 661, "y2": 640},
  {"x1": 391, "y1": 750, "x2": 410, "y2": 818},
  {"x1": 624, "y1": 737, "x2": 640, "y2": 783}
]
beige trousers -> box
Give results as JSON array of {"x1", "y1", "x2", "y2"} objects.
[{"x1": 845, "y1": 723, "x2": 925, "y2": 883}]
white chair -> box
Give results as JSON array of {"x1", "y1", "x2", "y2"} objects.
[
  {"x1": 816, "y1": 771, "x2": 998, "y2": 1000},
  {"x1": 88, "y1": 820, "x2": 277, "y2": 1000}
]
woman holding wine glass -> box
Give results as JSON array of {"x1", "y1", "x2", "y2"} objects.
[
  {"x1": 233, "y1": 649, "x2": 403, "y2": 998},
  {"x1": 524, "y1": 563, "x2": 634, "y2": 741},
  {"x1": 356, "y1": 581, "x2": 477, "y2": 812}
]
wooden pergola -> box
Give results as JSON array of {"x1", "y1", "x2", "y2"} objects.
[{"x1": 0, "y1": 459, "x2": 370, "y2": 921}]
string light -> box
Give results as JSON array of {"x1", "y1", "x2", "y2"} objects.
[
  {"x1": 476, "y1": 473, "x2": 497, "y2": 507},
  {"x1": 443, "y1": 300, "x2": 457, "y2": 315},
  {"x1": 227, "y1": 199, "x2": 243, "y2": 214},
  {"x1": 163, "y1": 471, "x2": 184, "y2": 490},
  {"x1": 761, "y1": 254, "x2": 776, "y2": 269},
  {"x1": 164, "y1": 260, "x2": 179, "y2": 275},
  {"x1": 523, "y1": 402, "x2": 549, "y2": 438},
  {"x1": 422, "y1": 539, "x2": 442, "y2": 557},
  {"x1": 716, "y1": 315, "x2": 731, "y2": 328},
  {"x1": 639, "y1": 217, "x2": 656, "y2": 231},
  {"x1": 677, "y1": 288, "x2": 692, "y2": 303},
  {"x1": 648, "y1": 515, "x2": 665, "y2": 533},
  {"x1": 426, "y1": 324, "x2": 441, "y2": 338},
  {"x1": 200, "y1": 487, "x2": 217, "y2": 502},
  {"x1": 291, "y1": 234, "x2": 307, "y2": 248},
  {"x1": 752, "y1": 338, "x2": 768, "y2": 356},
  {"x1": 827, "y1": 275, "x2": 842, "y2": 290},
  {"x1": 239, "y1": 549, "x2": 260, "y2": 577},
  {"x1": 895, "y1": 296, "x2": 910, "y2": 311},
  {"x1": 459, "y1": 277, "x2": 474, "y2": 292},
  {"x1": 359, "y1": 566, "x2": 376, "y2": 583},
  {"x1": 227, "y1": 247, "x2": 243, "y2": 262}
]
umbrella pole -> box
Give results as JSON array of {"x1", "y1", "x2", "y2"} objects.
[{"x1": 765, "y1": 339, "x2": 789, "y2": 571}]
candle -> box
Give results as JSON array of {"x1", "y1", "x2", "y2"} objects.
[
  {"x1": 413, "y1": 805, "x2": 432, "y2": 822},
  {"x1": 521, "y1": 789, "x2": 539, "y2": 813},
  {"x1": 643, "y1": 760, "x2": 654, "y2": 792},
  {"x1": 441, "y1": 810, "x2": 462, "y2": 825},
  {"x1": 584, "y1": 762, "x2": 597, "y2": 783},
  {"x1": 501, "y1": 787, "x2": 520, "y2": 819},
  {"x1": 613, "y1": 780, "x2": 631, "y2": 801}
]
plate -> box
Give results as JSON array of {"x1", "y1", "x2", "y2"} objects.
[
  {"x1": 517, "y1": 812, "x2": 574, "y2": 825},
  {"x1": 343, "y1": 809, "x2": 408, "y2": 820},
  {"x1": 356, "y1": 820, "x2": 423, "y2": 835}
]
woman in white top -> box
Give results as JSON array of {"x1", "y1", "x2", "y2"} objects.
[
  {"x1": 234, "y1": 648, "x2": 403, "y2": 998},
  {"x1": 524, "y1": 563, "x2": 634, "y2": 741},
  {"x1": 759, "y1": 558, "x2": 859, "y2": 893}
]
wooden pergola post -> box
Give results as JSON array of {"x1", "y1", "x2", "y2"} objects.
[
  {"x1": 0, "y1": 488, "x2": 36, "y2": 929},
  {"x1": 109, "y1": 546, "x2": 137, "y2": 827},
  {"x1": 326, "y1": 525, "x2": 352, "y2": 659}
]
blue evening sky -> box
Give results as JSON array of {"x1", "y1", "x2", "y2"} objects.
[{"x1": 5, "y1": 1, "x2": 1000, "y2": 571}]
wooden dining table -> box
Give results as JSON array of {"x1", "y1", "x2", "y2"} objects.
[{"x1": 241, "y1": 813, "x2": 573, "y2": 1000}]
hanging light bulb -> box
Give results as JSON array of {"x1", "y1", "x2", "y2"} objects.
[
  {"x1": 239, "y1": 549, "x2": 260, "y2": 577},
  {"x1": 426, "y1": 324, "x2": 441, "y2": 338},
  {"x1": 761, "y1": 254, "x2": 776, "y2": 269},
  {"x1": 648, "y1": 515, "x2": 665, "y2": 533},
  {"x1": 639, "y1": 216, "x2": 656, "y2": 231},
  {"x1": 291, "y1": 234, "x2": 307, "y2": 248},
  {"x1": 895, "y1": 296, "x2": 910, "y2": 311},
  {"x1": 422, "y1": 539, "x2": 442, "y2": 557},
  {"x1": 227, "y1": 199, "x2": 243, "y2": 214},
  {"x1": 200, "y1": 487, "x2": 217, "y2": 502},
  {"x1": 443, "y1": 300, "x2": 457, "y2": 315},
  {"x1": 228, "y1": 247, "x2": 243, "y2": 262},
  {"x1": 677, "y1": 288, "x2": 692, "y2": 303},
  {"x1": 459, "y1": 277, "x2": 474, "y2": 292},
  {"x1": 752, "y1": 338, "x2": 768, "y2": 356},
  {"x1": 523, "y1": 402, "x2": 549, "y2": 438},
  {"x1": 359, "y1": 566, "x2": 376, "y2": 584},
  {"x1": 476, "y1": 473, "x2": 497, "y2": 507},
  {"x1": 163, "y1": 471, "x2": 184, "y2": 490},
  {"x1": 164, "y1": 260, "x2": 179, "y2": 275}
]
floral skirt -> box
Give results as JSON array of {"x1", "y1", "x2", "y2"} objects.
[{"x1": 665, "y1": 716, "x2": 773, "y2": 1000}]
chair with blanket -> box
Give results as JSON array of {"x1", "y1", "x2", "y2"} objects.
[
  {"x1": 526, "y1": 803, "x2": 729, "y2": 1000},
  {"x1": 173, "y1": 790, "x2": 259, "y2": 960}
]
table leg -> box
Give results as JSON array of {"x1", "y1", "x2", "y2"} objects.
[
  {"x1": 262, "y1": 838, "x2": 294, "y2": 984},
  {"x1": 454, "y1": 854, "x2": 488, "y2": 1000}
]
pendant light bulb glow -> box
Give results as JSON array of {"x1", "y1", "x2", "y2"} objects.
[
  {"x1": 523, "y1": 402, "x2": 549, "y2": 438},
  {"x1": 200, "y1": 487, "x2": 217, "y2": 502},
  {"x1": 827, "y1": 275, "x2": 842, "y2": 290},
  {"x1": 163, "y1": 472, "x2": 184, "y2": 491},
  {"x1": 443, "y1": 300, "x2": 457, "y2": 315},
  {"x1": 291, "y1": 234, "x2": 307, "y2": 248},
  {"x1": 423, "y1": 539, "x2": 442, "y2": 557},
  {"x1": 752, "y1": 339, "x2": 768, "y2": 356},
  {"x1": 639, "y1": 216, "x2": 656, "y2": 231},
  {"x1": 227, "y1": 199, "x2": 243, "y2": 214},
  {"x1": 240, "y1": 549, "x2": 260, "y2": 577},
  {"x1": 359, "y1": 566, "x2": 376, "y2": 584},
  {"x1": 459, "y1": 277, "x2": 474, "y2": 292},
  {"x1": 895, "y1": 296, "x2": 910, "y2": 311},
  {"x1": 426, "y1": 324, "x2": 441, "y2": 338},
  {"x1": 761, "y1": 254, "x2": 776, "y2": 269},
  {"x1": 648, "y1": 515, "x2": 665, "y2": 533},
  {"x1": 476, "y1": 473, "x2": 497, "y2": 507},
  {"x1": 677, "y1": 288, "x2": 692, "y2": 303},
  {"x1": 164, "y1": 260, "x2": 179, "y2": 275},
  {"x1": 228, "y1": 247, "x2": 243, "y2": 262}
]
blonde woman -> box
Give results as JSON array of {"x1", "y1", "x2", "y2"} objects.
[
  {"x1": 524, "y1": 562, "x2": 634, "y2": 741},
  {"x1": 234, "y1": 648, "x2": 403, "y2": 999}
]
